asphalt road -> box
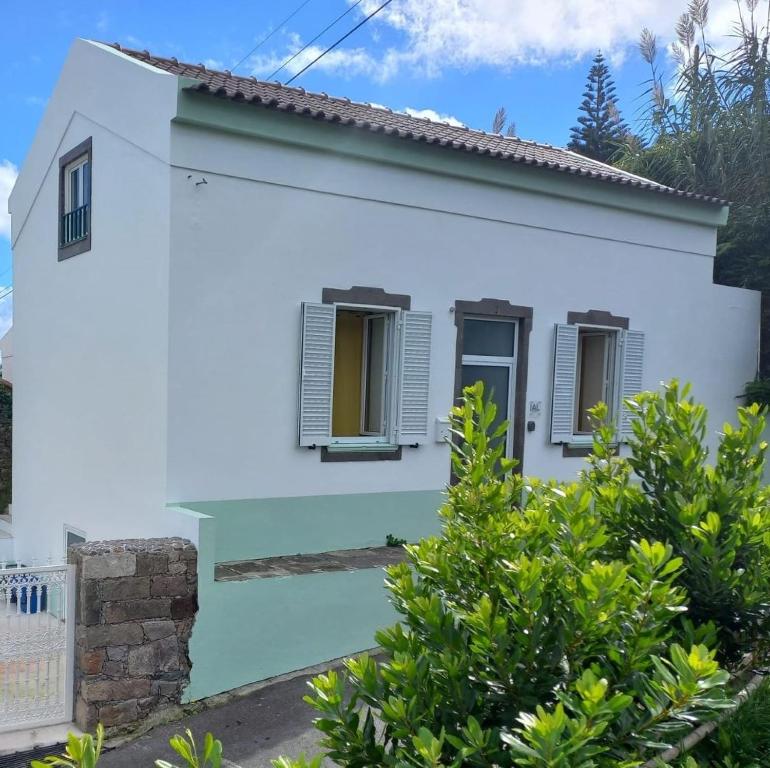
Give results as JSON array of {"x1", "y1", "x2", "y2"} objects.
[{"x1": 99, "y1": 672, "x2": 325, "y2": 768}]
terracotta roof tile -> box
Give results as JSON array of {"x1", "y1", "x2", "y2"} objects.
[{"x1": 111, "y1": 44, "x2": 726, "y2": 207}]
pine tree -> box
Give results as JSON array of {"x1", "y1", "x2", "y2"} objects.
[{"x1": 568, "y1": 52, "x2": 627, "y2": 162}]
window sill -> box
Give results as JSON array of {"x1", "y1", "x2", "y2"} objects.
[
  {"x1": 321, "y1": 445, "x2": 403, "y2": 462},
  {"x1": 58, "y1": 235, "x2": 91, "y2": 261},
  {"x1": 562, "y1": 441, "x2": 619, "y2": 458}
]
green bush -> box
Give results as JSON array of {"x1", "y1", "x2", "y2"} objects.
[
  {"x1": 276, "y1": 382, "x2": 740, "y2": 768},
  {"x1": 31, "y1": 727, "x2": 222, "y2": 768},
  {"x1": 585, "y1": 381, "x2": 770, "y2": 663},
  {"x1": 744, "y1": 378, "x2": 770, "y2": 410}
]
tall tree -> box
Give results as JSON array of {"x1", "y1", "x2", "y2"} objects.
[
  {"x1": 491, "y1": 106, "x2": 517, "y2": 136},
  {"x1": 568, "y1": 52, "x2": 627, "y2": 162},
  {"x1": 615, "y1": 0, "x2": 770, "y2": 372}
]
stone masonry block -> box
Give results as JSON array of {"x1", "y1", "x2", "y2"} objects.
[
  {"x1": 150, "y1": 575, "x2": 188, "y2": 597},
  {"x1": 101, "y1": 576, "x2": 150, "y2": 602},
  {"x1": 102, "y1": 660, "x2": 125, "y2": 677},
  {"x1": 78, "y1": 649, "x2": 105, "y2": 676},
  {"x1": 128, "y1": 636, "x2": 179, "y2": 676},
  {"x1": 85, "y1": 623, "x2": 144, "y2": 648},
  {"x1": 75, "y1": 697, "x2": 98, "y2": 731},
  {"x1": 142, "y1": 620, "x2": 176, "y2": 641},
  {"x1": 82, "y1": 678, "x2": 152, "y2": 702},
  {"x1": 82, "y1": 552, "x2": 136, "y2": 580},
  {"x1": 98, "y1": 700, "x2": 139, "y2": 726},
  {"x1": 107, "y1": 645, "x2": 129, "y2": 661},
  {"x1": 171, "y1": 594, "x2": 197, "y2": 620},
  {"x1": 136, "y1": 553, "x2": 169, "y2": 576},
  {"x1": 79, "y1": 580, "x2": 101, "y2": 626},
  {"x1": 104, "y1": 598, "x2": 171, "y2": 624}
]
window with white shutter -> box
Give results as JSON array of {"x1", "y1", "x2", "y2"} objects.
[
  {"x1": 550, "y1": 321, "x2": 645, "y2": 445},
  {"x1": 298, "y1": 301, "x2": 433, "y2": 453},
  {"x1": 298, "y1": 302, "x2": 336, "y2": 447},
  {"x1": 550, "y1": 324, "x2": 579, "y2": 444},
  {"x1": 618, "y1": 330, "x2": 645, "y2": 440},
  {"x1": 398, "y1": 311, "x2": 432, "y2": 443}
]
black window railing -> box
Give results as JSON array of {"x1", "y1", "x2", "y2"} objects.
[{"x1": 60, "y1": 204, "x2": 89, "y2": 246}]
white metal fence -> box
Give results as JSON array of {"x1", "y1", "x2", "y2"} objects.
[{"x1": 0, "y1": 564, "x2": 75, "y2": 732}]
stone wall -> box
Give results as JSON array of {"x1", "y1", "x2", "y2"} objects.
[{"x1": 69, "y1": 538, "x2": 198, "y2": 733}]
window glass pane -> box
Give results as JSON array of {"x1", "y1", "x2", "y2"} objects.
[
  {"x1": 69, "y1": 166, "x2": 80, "y2": 211},
  {"x1": 83, "y1": 162, "x2": 91, "y2": 205},
  {"x1": 461, "y1": 364, "x2": 510, "y2": 448},
  {"x1": 332, "y1": 310, "x2": 364, "y2": 437},
  {"x1": 66, "y1": 531, "x2": 85, "y2": 549},
  {"x1": 575, "y1": 333, "x2": 608, "y2": 433},
  {"x1": 463, "y1": 319, "x2": 515, "y2": 357},
  {"x1": 363, "y1": 316, "x2": 386, "y2": 434}
]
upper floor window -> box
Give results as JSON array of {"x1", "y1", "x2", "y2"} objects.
[{"x1": 58, "y1": 137, "x2": 92, "y2": 260}]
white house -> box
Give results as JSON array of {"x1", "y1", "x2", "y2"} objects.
[{"x1": 6, "y1": 40, "x2": 760, "y2": 698}]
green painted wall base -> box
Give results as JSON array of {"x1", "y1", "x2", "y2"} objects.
[
  {"x1": 174, "y1": 490, "x2": 442, "y2": 701},
  {"x1": 183, "y1": 567, "x2": 398, "y2": 702}
]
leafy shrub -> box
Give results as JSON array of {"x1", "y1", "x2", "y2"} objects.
[
  {"x1": 276, "y1": 382, "x2": 736, "y2": 768},
  {"x1": 31, "y1": 727, "x2": 222, "y2": 768},
  {"x1": 32, "y1": 725, "x2": 104, "y2": 768},
  {"x1": 744, "y1": 378, "x2": 770, "y2": 410},
  {"x1": 585, "y1": 381, "x2": 770, "y2": 662}
]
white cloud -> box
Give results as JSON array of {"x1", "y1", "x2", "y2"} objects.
[
  {"x1": 250, "y1": 34, "x2": 378, "y2": 80},
  {"x1": 350, "y1": 0, "x2": 762, "y2": 76},
  {"x1": 0, "y1": 161, "x2": 18, "y2": 241},
  {"x1": 403, "y1": 107, "x2": 465, "y2": 127}
]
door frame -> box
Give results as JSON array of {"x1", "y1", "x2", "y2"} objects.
[{"x1": 453, "y1": 299, "x2": 533, "y2": 472}]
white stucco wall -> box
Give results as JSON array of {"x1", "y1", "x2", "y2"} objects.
[
  {"x1": 165, "y1": 122, "x2": 760, "y2": 503},
  {"x1": 8, "y1": 44, "x2": 760, "y2": 561},
  {"x1": 8, "y1": 40, "x2": 179, "y2": 563}
]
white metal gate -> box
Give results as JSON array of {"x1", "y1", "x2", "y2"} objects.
[{"x1": 0, "y1": 565, "x2": 75, "y2": 732}]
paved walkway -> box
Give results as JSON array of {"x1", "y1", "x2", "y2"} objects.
[{"x1": 100, "y1": 672, "x2": 325, "y2": 768}]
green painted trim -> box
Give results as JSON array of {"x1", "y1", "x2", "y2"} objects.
[
  {"x1": 176, "y1": 489, "x2": 444, "y2": 562},
  {"x1": 173, "y1": 88, "x2": 729, "y2": 228}
]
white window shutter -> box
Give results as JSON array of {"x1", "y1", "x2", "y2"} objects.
[
  {"x1": 618, "y1": 329, "x2": 645, "y2": 441},
  {"x1": 397, "y1": 311, "x2": 432, "y2": 443},
  {"x1": 297, "y1": 303, "x2": 336, "y2": 447},
  {"x1": 550, "y1": 323, "x2": 579, "y2": 444}
]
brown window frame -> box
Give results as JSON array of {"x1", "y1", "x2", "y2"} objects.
[
  {"x1": 319, "y1": 286, "x2": 411, "y2": 463},
  {"x1": 58, "y1": 137, "x2": 92, "y2": 261},
  {"x1": 453, "y1": 299, "x2": 533, "y2": 473},
  {"x1": 562, "y1": 309, "x2": 629, "y2": 457}
]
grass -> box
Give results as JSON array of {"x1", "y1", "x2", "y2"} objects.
[{"x1": 677, "y1": 678, "x2": 770, "y2": 767}]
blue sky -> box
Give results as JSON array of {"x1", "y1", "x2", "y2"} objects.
[{"x1": 0, "y1": 0, "x2": 752, "y2": 335}]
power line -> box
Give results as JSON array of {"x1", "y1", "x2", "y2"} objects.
[
  {"x1": 285, "y1": 0, "x2": 395, "y2": 85},
  {"x1": 267, "y1": 0, "x2": 364, "y2": 81},
  {"x1": 0, "y1": 288, "x2": 12, "y2": 303},
  {"x1": 232, "y1": 0, "x2": 317, "y2": 73}
]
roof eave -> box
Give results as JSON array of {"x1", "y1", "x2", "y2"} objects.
[{"x1": 173, "y1": 83, "x2": 729, "y2": 228}]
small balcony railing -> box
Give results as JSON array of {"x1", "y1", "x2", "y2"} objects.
[{"x1": 60, "y1": 204, "x2": 89, "y2": 246}]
